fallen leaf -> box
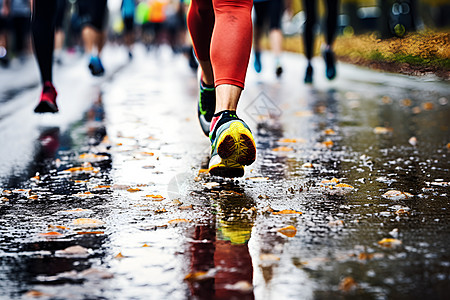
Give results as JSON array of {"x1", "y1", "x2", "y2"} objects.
[
  {"x1": 28, "y1": 195, "x2": 39, "y2": 200},
  {"x1": 373, "y1": 127, "x2": 393, "y2": 134},
  {"x1": 272, "y1": 209, "x2": 302, "y2": 215},
  {"x1": 48, "y1": 225, "x2": 70, "y2": 231},
  {"x1": 335, "y1": 183, "x2": 354, "y2": 189},
  {"x1": 115, "y1": 252, "x2": 126, "y2": 259},
  {"x1": 25, "y1": 290, "x2": 52, "y2": 298},
  {"x1": 184, "y1": 270, "x2": 216, "y2": 282},
  {"x1": 302, "y1": 162, "x2": 314, "y2": 168},
  {"x1": 278, "y1": 138, "x2": 305, "y2": 143},
  {"x1": 145, "y1": 194, "x2": 165, "y2": 200},
  {"x1": 55, "y1": 245, "x2": 91, "y2": 257},
  {"x1": 155, "y1": 208, "x2": 167, "y2": 213},
  {"x1": 378, "y1": 238, "x2": 402, "y2": 247},
  {"x1": 142, "y1": 244, "x2": 150, "y2": 247},
  {"x1": 127, "y1": 188, "x2": 142, "y2": 193},
  {"x1": 168, "y1": 219, "x2": 190, "y2": 224},
  {"x1": 323, "y1": 128, "x2": 336, "y2": 135},
  {"x1": 272, "y1": 146, "x2": 293, "y2": 152},
  {"x1": 140, "y1": 152, "x2": 154, "y2": 156},
  {"x1": 322, "y1": 177, "x2": 340, "y2": 185},
  {"x1": 198, "y1": 169, "x2": 208, "y2": 174},
  {"x1": 278, "y1": 225, "x2": 297, "y2": 237},
  {"x1": 358, "y1": 252, "x2": 374, "y2": 260},
  {"x1": 93, "y1": 185, "x2": 111, "y2": 189},
  {"x1": 382, "y1": 190, "x2": 413, "y2": 200},
  {"x1": 321, "y1": 140, "x2": 333, "y2": 148},
  {"x1": 401, "y1": 98, "x2": 412, "y2": 107},
  {"x1": 422, "y1": 102, "x2": 434, "y2": 110},
  {"x1": 339, "y1": 276, "x2": 357, "y2": 292},
  {"x1": 79, "y1": 153, "x2": 109, "y2": 161},
  {"x1": 39, "y1": 232, "x2": 63, "y2": 237},
  {"x1": 72, "y1": 218, "x2": 105, "y2": 227},
  {"x1": 395, "y1": 209, "x2": 410, "y2": 216}
]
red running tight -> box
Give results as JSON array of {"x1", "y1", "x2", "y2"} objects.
[{"x1": 187, "y1": 0, "x2": 253, "y2": 89}]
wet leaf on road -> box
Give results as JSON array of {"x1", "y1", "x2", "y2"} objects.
[
  {"x1": 127, "y1": 188, "x2": 142, "y2": 193},
  {"x1": 25, "y1": 290, "x2": 52, "y2": 298},
  {"x1": 278, "y1": 138, "x2": 305, "y2": 143},
  {"x1": 72, "y1": 218, "x2": 105, "y2": 228},
  {"x1": 382, "y1": 190, "x2": 414, "y2": 200},
  {"x1": 321, "y1": 140, "x2": 334, "y2": 148},
  {"x1": 39, "y1": 232, "x2": 63, "y2": 237},
  {"x1": 278, "y1": 225, "x2": 297, "y2": 237},
  {"x1": 145, "y1": 194, "x2": 165, "y2": 200},
  {"x1": 168, "y1": 219, "x2": 190, "y2": 224},
  {"x1": 339, "y1": 276, "x2": 357, "y2": 292},
  {"x1": 378, "y1": 238, "x2": 402, "y2": 247},
  {"x1": 55, "y1": 245, "x2": 91, "y2": 257},
  {"x1": 323, "y1": 128, "x2": 336, "y2": 135},
  {"x1": 373, "y1": 127, "x2": 393, "y2": 134},
  {"x1": 272, "y1": 209, "x2": 302, "y2": 215},
  {"x1": 272, "y1": 146, "x2": 294, "y2": 152},
  {"x1": 335, "y1": 183, "x2": 355, "y2": 189}
]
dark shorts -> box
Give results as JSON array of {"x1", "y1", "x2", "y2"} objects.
[
  {"x1": 254, "y1": 0, "x2": 284, "y2": 30},
  {"x1": 0, "y1": 16, "x2": 9, "y2": 32},
  {"x1": 77, "y1": 0, "x2": 108, "y2": 31},
  {"x1": 123, "y1": 16, "x2": 134, "y2": 32},
  {"x1": 55, "y1": 0, "x2": 67, "y2": 30}
]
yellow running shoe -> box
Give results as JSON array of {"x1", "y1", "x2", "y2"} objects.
[{"x1": 208, "y1": 111, "x2": 256, "y2": 178}]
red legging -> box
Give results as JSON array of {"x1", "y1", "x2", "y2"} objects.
[{"x1": 187, "y1": 0, "x2": 253, "y2": 89}]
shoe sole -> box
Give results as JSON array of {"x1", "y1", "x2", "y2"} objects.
[
  {"x1": 209, "y1": 122, "x2": 256, "y2": 177},
  {"x1": 34, "y1": 101, "x2": 58, "y2": 113}
]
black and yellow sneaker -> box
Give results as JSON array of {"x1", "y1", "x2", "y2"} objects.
[
  {"x1": 208, "y1": 111, "x2": 256, "y2": 178},
  {"x1": 198, "y1": 80, "x2": 216, "y2": 136}
]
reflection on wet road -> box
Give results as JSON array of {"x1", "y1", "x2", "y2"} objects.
[{"x1": 1, "y1": 47, "x2": 449, "y2": 299}]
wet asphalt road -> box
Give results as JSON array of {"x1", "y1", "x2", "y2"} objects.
[{"x1": 0, "y1": 44, "x2": 449, "y2": 300}]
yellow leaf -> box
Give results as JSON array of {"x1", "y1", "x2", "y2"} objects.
[
  {"x1": 373, "y1": 127, "x2": 393, "y2": 134},
  {"x1": 321, "y1": 140, "x2": 334, "y2": 148},
  {"x1": 115, "y1": 252, "x2": 125, "y2": 259},
  {"x1": 198, "y1": 169, "x2": 208, "y2": 174},
  {"x1": 335, "y1": 183, "x2": 354, "y2": 189},
  {"x1": 272, "y1": 146, "x2": 293, "y2": 152},
  {"x1": 141, "y1": 152, "x2": 154, "y2": 156},
  {"x1": 168, "y1": 219, "x2": 190, "y2": 224},
  {"x1": 184, "y1": 271, "x2": 212, "y2": 282},
  {"x1": 145, "y1": 194, "x2": 165, "y2": 200},
  {"x1": 93, "y1": 185, "x2": 110, "y2": 189},
  {"x1": 322, "y1": 178, "x2": 340, "y2": 185},
  {"x1": 142, "y1": 244, "x2": 150, "y2": 247},
  {"x1": 422, "y1": 102, "x2": 434, "y2": 110},
  {"x1": 48, "y1": 225, "x2": 70, "y2": 230},
  {"x1": 278, "y1": 225, "x2": 297, "y2": 237},
  {"x1": 339, "y1": 276, "x2": 357, "y2": 292},
  {"x1": 39, "y1": 231, "x2": 63, "y2": 237},
  {"x1": 378, "y1": 238, "x2": 402, "y2": 247},
  {"x1": 278, "y1": 138, "x2": 304, "y2": 143},
  {"x1": 155, "y1": 208, "x2": 167, "y2": 213},
  {"x1": 302, "y1": 163, "x2": 314, "y2": 168},
  {"x1": 127, "y1": 188, "x2": 142, "y2": 193},
  {"x1": 323, "y1": 128, "x2": 336, "y2": 135},
  {"x1": 72, "y1": 218, "x2": 105, "y2": 227},
  {"x1": 272, "y1": 209, "x2": 302, "y2": 215}
]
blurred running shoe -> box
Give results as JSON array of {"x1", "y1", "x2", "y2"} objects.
[
  {"x1": 209, "y1": 111, "x2": 256, "y2": 178},
  {"x1": 304, "y1": 63, "x2": 313, "y2": 84},
  {"x1": 323, "y1": 48, "x2": 336, "y2": 80},
  {"x1": 254, "y1": 51, "x2": 262, "y2": 73},
  {"x1": 275, "y1": 60, "x2": 283, "y2": 78},
  {"x1": 88, "y1": 56, "x2": 105, "y2": 76},
  {"x1": 198, "y1": 79, "x2": 216, "y2": 136},
  {"x1": 34, "y1": 81, "x2": 58, "y2": 113}
]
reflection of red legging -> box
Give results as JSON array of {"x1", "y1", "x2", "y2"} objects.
[{"x1": 187, "y1": 0, "x2": 253, "y2": 89}]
